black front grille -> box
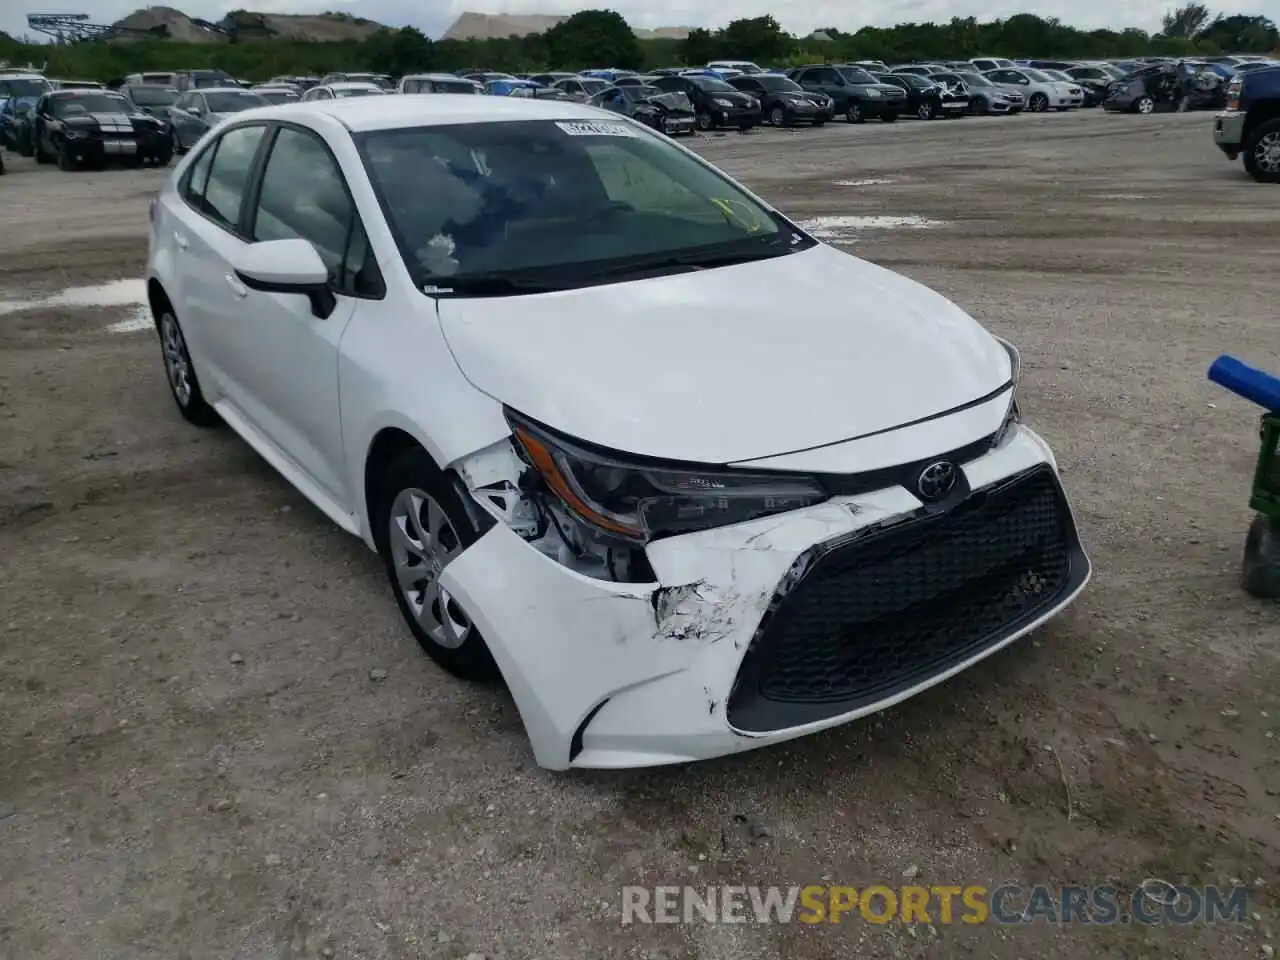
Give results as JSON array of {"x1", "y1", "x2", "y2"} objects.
[{"x1": 727, "y1": 465, "x2": 1086, "y2": 733}]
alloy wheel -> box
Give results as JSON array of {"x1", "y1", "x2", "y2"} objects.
[
  {"x1": 918, "y1": 102, "x2": 934, "y2": 120},
  {"x1": 1256, "y1": 132, "x2": 1280, "y2": 175},
  {"x1": 388, "y1": 488, "x2": 473, "y2": 650},
  {"x1": 1136, "y1": 97, "x2": 1154, "y2": 114},
  {"x1": 770, "y1": 105, "x2": 785, "y2": 126},
  {"x1": 160, "y1": 313, "x2": 193, "y2": 407}
]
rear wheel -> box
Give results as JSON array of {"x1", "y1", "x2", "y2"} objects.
[
  {"x1": 1242, "y1": 118, "x2": 1280, "y2": 184},
  {"x1": 33, "y1": 137, "x2": 50, "y2": 164},
  {"x1": 880, "y1": 112, "x2": 898, "y2": 123},
  {"x1": 158, "y1": 308, "x2": 219, "y2": 427},
  {"x1": 845, "y1": 102, "x2": 864, "y2": 123},
  {"x1": 1242, "y1": 516, "x2": 1280, "y2": 599},
  {"x1": 375, "y1": 448, "x2": 500, "y2": 682}
]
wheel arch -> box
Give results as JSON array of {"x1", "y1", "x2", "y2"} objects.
[
  {"x1": 147, "y1": 278, "x2": 173, "y2": 329},
  {"x1": 1244, "y1": 100, "x2": 1280, "y2": 145}
]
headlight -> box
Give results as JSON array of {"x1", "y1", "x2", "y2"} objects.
[
  {"x1": 508, "y1": 411, "x2": 828, "y2": 543},
  {"x1": 713, "y1": 97, "x2": 733, "y2": 108},
  {"x1": 866, "y1": 88, "x2": 881, "y2": 97},
  {"x1": 992, "y1": 336, "x2": 1022, "y2": 444},
  {"x1": 64, "y1": 129, "x2": 84, "y2": 140}
]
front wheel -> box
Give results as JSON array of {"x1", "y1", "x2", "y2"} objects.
[
  {"x1": 970, "y1": 96, "x2": 988, "y2": 115},
  {"x1": 917, "y1": 101, "x2": 937, "y2": 120},
  {"x1": 56, "y1": 144, "x2": 77, "y2": 171},
  {"x1": 769, "y1": 104, "x2": 787, "y2": 127},
  {"x1": 376, "y1": 448, "x2": 500, "y2": 682},
  {"x1": 1029, "y1": 93, "x2": 1049, "y2": 112},
  {"x1": 695, "y1": 110, "x2": 713, "y2": 131},
  {"x1": 170, "y1": 126, "x2": 184, "y2": 154},
  {"x1": 1243, "y1": 515, "x2": 1280, "y2": 598},
  {"x1": 1242, "y1": 118, "x2": 1280, "y2": 184},
  {"x1": 34, "y1": 137, "x2": 50, "y2": 164},
  {"x1": 1134, "y1": 95, "x2": 1155, "y2": 114}
]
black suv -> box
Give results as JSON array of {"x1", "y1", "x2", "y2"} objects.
[
  {"x1": 787, "y1": 64, "x2": 906, "y2": 123},
  {"x1": 30, "y1": 89, "x2": 170, "y2": 170},
  {"x1": 876, "y1": 73, "x2": 967, "y2": 120},
  {"x1": 650, "y1": 74, "x2": 761, "y2": 131},
  {"x1": 728, "y1": 74, "x2": 831, "y2": 126}
]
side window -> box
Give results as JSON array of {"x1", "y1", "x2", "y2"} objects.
[
  {"x1": 182, "y1": 141, "x2": 216, "y2": 203},
  {"x1": 404, "y1": 79, "x2": 421, "y2": 94},
  {"x1": 201, "y1": 124, "x2": 267, "y2": 231},
  {"x1": 251, "y1": 126, "x2": 381, "y2": 298}
]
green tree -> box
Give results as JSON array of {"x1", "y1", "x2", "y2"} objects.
[
  {"x1": 544, "y1": 9, "x2": 643, "y2": 70},
  {"x1": 679, "y1": 27, "x2": 720, "y2": 65},
  {"x1": 719, "y1": 16, "x2": 792, "y2": 63},
  {"x1": 1160, "y1": 3, "x2": 1213, "y2": 38},
  {"x1": 1199, "y1": 14, "x2": 1279, "y2": 52}
]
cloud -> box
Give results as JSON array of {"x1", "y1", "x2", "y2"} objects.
[{"x1": 3, "y1": 0, "x2": 1274, "y2": 45}]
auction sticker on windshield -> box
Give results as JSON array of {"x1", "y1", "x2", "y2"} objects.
[{"x1": 556, "y1": 120, "x2": 638, "y2": 137}]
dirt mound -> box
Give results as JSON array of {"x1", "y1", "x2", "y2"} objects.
[
  {"x1": 112, "y1": 6, "x2": 226, "y2": 41},
  {"x1": 442, "y1": 11, "x2": 690, "y2": 41},
  {"x1": 109, "y1": 6, "x2": 384, "y2": 42}
]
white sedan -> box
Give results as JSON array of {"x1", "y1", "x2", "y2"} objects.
[{"x1": 144, "y1": 96, "x2": 1091, "y2": 770}]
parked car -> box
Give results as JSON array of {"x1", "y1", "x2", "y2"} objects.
[
  {"x1": 485, "y1": 79, "x2": 570, "y2": 100},
  {"x1": 925, "y1": 72, "x2": 977, "y2": 117},
  {"x1": 955, "y1": 72, "x2": 1025, "y2": 114},
  {"x1": 615, "y1": 75, "x2": 664, "y2": 88},
  {"x1": 787, "y1": 64, "x2": 906, "y2": 123},
  {"x1": 1063, "y1": 65, "x2": 1114, "y2": 106},
  {"x1": 708, "y1": 59, "x2": 763, "y2": 75},
  {"x1": 650, "y1": 73, "x2": 762, "y2": 131},
  {"x1": 1214, "y1": 66, "x2": 1280, "y2": 182},
  {"x1": 168, "y1": 87, "x2": 267, "y2": 152},
  {"x1": 552, "y1": 77, "x2": 612, "y2": 103},
  {"x1": 1102, "y1": 61, "x2": 1222, "y2": 112},
  {"x1": 119, "y1": 83, "x2": 181, "y2": 123},
  {"x1": 251, "y1": 85, "x2": 302, "y2": 106},
  {"x1": 321, "y1": 72, "x2": 393, "y2": 90},
  {"x1": 51, "y1": 79, "x2": 104, "y2": 91},
  {"x1": 301, "y1": 82, "x2": 387, "y2": 102},
  {"x1": 527, "y1": 72, "x2": 579, "y2": 87},
  {"x1": 145, "y1": 94, "x2": 1090, "y2": 770},
  {"x1": 30, "y1": 88, "x2": 170, "y2": 169},
  {"x1": 984, "y1": 68, "x2": 1081, "y2": 112},
  {"x1": 0, "y1": 72, "x2": 52, "y2": 151},
  {"x1": 399, "y1": 74, "x2": 481, "y2": 95},
  {"x1": 589, "y1": 84, "x2": 697, "y2": 136},
  {"x1": 729, "y1": 73, "x2": 831, "y2": 126},
  {"x1": 969, "y1": 57, "x2": 1016, "y2": 73},
  {"x1": 878, "y1": 73, "x2": 966, "y2": 120},
  {"x1": 124, "y1": 71, "x2": 179, "y2": 87},
  {"x1": 174, "y1": 69, "x2": 236, "y2": 92}
]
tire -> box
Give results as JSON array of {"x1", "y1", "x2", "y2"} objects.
[
  {"x1": 157, "y1": 307, "x2": 219, "y2": 427},
  {"x1": 1242, "y1": 118, "x2": 1280, "y2": 184},
  {"x1": 1134, "y1": 95, "x2": 1155, "y2": 115},
  {"x1": 813, "y1": 117, "x2": 827, "y2": 127},
  {"x1": 845, "y1": 102, "x2": 864, "y2": 124},
  {"x1": 374, "y1": 447, "x2": 500, "y2": 682},
  {"x1": 18, "y1": 133, "x2": 34, "y2": 158},
  {"x1": 170, "y1": 126, "x2": 184, "y2": 154},
  {"x1": 880, "y1": 112, "x2": 898, "y2": 123},
  {"x1": 1029, "y1": 93, "x2": 1049, "y2": 112},
  {"x1": 1242, "y1": 515, "x2": 1280, "y2": 599},
  {"x1": 917, "y1": 101, "x2": 937, "y2": 121},
  {"x1": 34, "y1": 137, "x2": 50, "y2": 164},
  {"x1": 153, "y1": 143, "x2": 174, "y2": 167},
  {"x1": 970, "y1": 96, "x2": 988, "y2": 115},
  {"x1": 695, "y1": 110, "x2": 713, "y2": 131},
  {"x1": 56, "y1": 145, "x2": 77, "y2": 171},
  {"x1": 769, "y1": 104, "x2": 787, "y2": 127}
]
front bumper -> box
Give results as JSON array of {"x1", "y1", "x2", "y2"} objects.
[
  {"x1": 865, "y1": 98, "x2": 905, "y2": 117},
  {"x1": 62, "y1": 132, "x2": 164, "y2": 162},
  {"x1": 442, "y1": 424, "x2": 1090, "y2": 770},
  {"x1": 713, "y1": 107, "x2": 761, "y2": 127},
  {"x1": 1214, "y1": 109, "x2": 1245, "y2": 158},
  {"x1": 663, "y1": 115, "x2": 697, "y2": 135}
]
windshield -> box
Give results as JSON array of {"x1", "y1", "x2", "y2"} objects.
[
  {"x1": 837, "y1": 67, "x2": 877, "y2": 84},
  {"x1": 357, "y1": 119, "x2": 801, "y2": 287},
  {"x1": 933, "y1": 73, "x2": 964, "y2": 84},
  {"x1": 335, "y1": 86, "x2": 383, "y2": 98},
  {"x1": 690, "y1": 76, "x2": 737, "y2": 93},
  {"x1": 1024, "y1": 69, "x2": 1053, "y2": 83},
  {"x1": 962, "y1": 74, "x2": 991, "y2": 87},
  {"x1": 1042, "y1": 70, "x2": 1070, "y2": 81},
  {"x1": 192, "y1": 74, "x2": 231, "y2": 88},
  {"x1": 754, "y1": 75, "x2": 802, "y2": 92},
  {"x1": 0, "y1": 78, "x2": 52, "y2": 99},
  {"x1": 580, "y1": 79, "x2": 609, "y2": 94},
  {"x1": 895, "y1": 73, "x2": 931, "y2": 89},
  {"x1": 53, "y1": 93, "x2": 129, "y2": 116},
  {"x1": 434, "y1": 79, "x2": 477, "y2": 93},
  {"x1": 205, "y1": 91, "x2": 265, "y2": 112},
  {"x1": 257, "y1": 89, "x2": 299, "y2": 104},
  {"x1": 129, "y1": 86, "x2": 179, "y2": 106}
]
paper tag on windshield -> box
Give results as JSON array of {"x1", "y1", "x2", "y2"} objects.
[{"x1": 555, "y1": 120, "x2": 638, "y2": 138}]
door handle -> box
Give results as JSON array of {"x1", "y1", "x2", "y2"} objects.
[
  {"x1": 174, "y1": 234, "x2": 189, "y2": 250},
  {"x1": 224, "y1": 273, "x2": 248, "y2": 299}
]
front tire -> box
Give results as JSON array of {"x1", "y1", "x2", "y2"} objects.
[
  {"x1": 56, "y1": 144, "x2": 77, "y2": 171},
  {"x1": 769, "y1": 104, "x2": 787, "y2": 127},
  {"x1": 695, "y1": 110, "x2": 713, "y2": 131},
  {"x1": 970, "y1": 96, "x2": 988, "y2": 115},
  {"x1": 158, "y1": 308, "x2": 219, "y2": 427},
  {"x1": 917, "y1": 101, "x2": 937, "y2": 120},
  {"x1": 1029, "y1": 93, "x2": 1049, "y2": 112},
  {"x1": 1243, "y1": 516, "x2": 1280, "y2": 599},
  {"x1": 1242, "y1": 118, "x2": 1280, "y2": 184},
  {"x1": 1134, "y1": 95, "x2": 1155, "y2": 114},
  {"x1": 375, "y1": 448, "x2": 500, "y2": 682},
  {"x1": 34, "y1": 137, "x2": 51, "y2": 164}
]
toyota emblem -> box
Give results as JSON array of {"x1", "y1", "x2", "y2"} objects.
[{"x1": 916, "y1": 461, "x2": 958, "y2": 501}]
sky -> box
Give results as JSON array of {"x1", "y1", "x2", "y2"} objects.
[{"x1": 2, "y1": 0, "x2": 1274, "y2": 46}]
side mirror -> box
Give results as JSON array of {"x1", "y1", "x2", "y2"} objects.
[{"x1": 233, "y1": 239, "x2": 336, "y2": 319}]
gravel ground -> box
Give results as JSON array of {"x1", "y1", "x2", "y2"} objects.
[{"x1": 1, "y1": 109, "x2": 1278, "y2": 960}]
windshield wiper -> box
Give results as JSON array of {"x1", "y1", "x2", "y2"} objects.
[
  {"x1": 581, "y1": 234, "x2": 799, "y2": 280},
  {"x1": 420, "y1": 272, "x2": 568, "y2": 296}
]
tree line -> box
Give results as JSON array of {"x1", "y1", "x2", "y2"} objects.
[{"x1": 0, "y1": 6, "x2": 1275, "y2": 84}]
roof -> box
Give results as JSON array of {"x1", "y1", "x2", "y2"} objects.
[
  {"x1": 324, "y1": 81, "x2": 383, "y2": 91},
  {"x1": 234, "y1": 94, "x2": 609, "y2": 133},
  {"x1": 197, "y1": 86, "x2": 259, "y2": 95},
  {"x1": 402, "y1": 73, "x2": 475, "y2": 82}
]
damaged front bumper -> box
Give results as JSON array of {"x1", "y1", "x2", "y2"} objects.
[{"x1": 442, "y1": 425, "x2": 1090, "y2": 770}]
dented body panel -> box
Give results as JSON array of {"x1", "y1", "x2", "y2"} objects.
[{"x1": 443, "y1": 424, "x2": 1087, "y2": 770}]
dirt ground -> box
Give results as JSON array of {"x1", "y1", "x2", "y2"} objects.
[{"x1": 1, "y1": 109, "x2": 1278, "y2": 960}]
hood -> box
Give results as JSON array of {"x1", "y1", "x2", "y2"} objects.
[
  {"x1": 643, "y1": 91, "x2": 693, "y2": 112},
  {"x1": 437, "y1": 244, "x2": 1011, "y2": 464},
  {"x1": 870, "y1": 83, "x2": 907, "y2": 96}
]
